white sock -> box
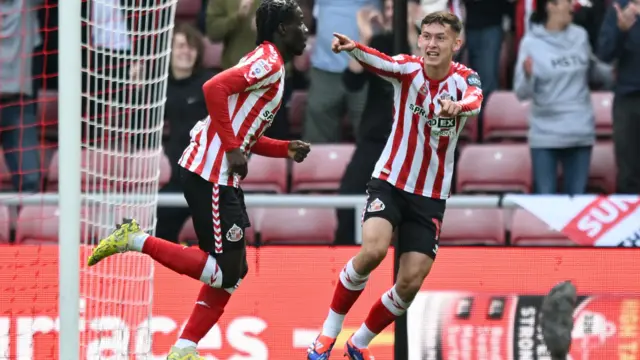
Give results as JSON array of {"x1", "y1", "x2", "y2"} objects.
[
  {"x1": 174, "y1": 338, "x2": 197, "y2": 349},
  {"x1": 199, "y1": 255, "x2": 223, "y2": 287},
  {"x1": 130, "y1": 233, "x2": 149, "y2": 252},
  {"x1": 321, "y1": 309, "x2": 346, "y2": 338},
  {"x1": 351, "y1": 324, "x2": 377, "y2": 349}
]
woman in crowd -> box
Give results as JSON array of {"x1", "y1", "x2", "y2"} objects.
[
  {"x1": 513, "y1": 0, "x2": 612, "y2": 194},
  {"x1": 334, "y1": 0, "x2": 420, "y2": 243},
  {"x1": 156, "y1": 23, "x2": 214, "y2": 242}
]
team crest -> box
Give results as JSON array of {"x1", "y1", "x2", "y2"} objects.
[
  {"x1": 367, "y1": 198, "x2": 385, "y2": 212},
  {"x1": 226, "y1": 224, "x2": 244, "y2": 242},
  {"x1": 418, "y1": 83, "x2": 428, "y2": 95}
]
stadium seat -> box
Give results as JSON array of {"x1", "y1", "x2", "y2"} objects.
[
  {"x1": 482, "y1": 91, "x2": 530, "y2": 142},
  {"x1": 47, "y1": 149, "x2": 171, "y2": 191},
  {"x1": 288, "y1": 90, "x2": 307, "y2": 136},
  {"x1": 291, "y1": 144, "x2": 355, "y2": 192},
  {"x1": 510, "y1": 208, "x2": 575, "y2": 246},
  {"x1": 175, "y1": 0, "x2": 200, "y2": 22},
  {"x1": 588, "y1": 142, "x2": 616, "y2": 194},
  {"x1": 243, "y1": 156, "x2": 287, "y2": 193},
  {"x1": 255, "y1": 207, "x2": 336, "y2": 244},
  {"x1": 592, "y1": 92, "x2": 613, "y2": 138},
  {"x1": 0, "y1": 205, "x2": 10, "y2": 243},
  {"x1": 439, "y1": 208, "x2": 506, "y2": 245},
  {"x1": 459, "y1": 115, "x2": 478, "y2": 143},
  {"x1": 123, "y1": 150, "x2": 172, "y2": 189},
  {"x1": 178, "y1": 216, "x2": 256, "y2": 245},
  {"x1": 456, "y1": 144, "x2": 532, "y2": 193},
  {"x1": 16, "y1": 206, "x2": 94, "y2": 244},
  {"x1": 202, "y1": 39, "x2": 223, "y2": 70}
]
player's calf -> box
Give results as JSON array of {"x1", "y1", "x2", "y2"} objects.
[{"x1": 394, "y1": 252, "x2": 434, "y2": 302}]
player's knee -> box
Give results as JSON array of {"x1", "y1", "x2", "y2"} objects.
[{"x1": 395, "y1": 263, "x2": 432, "y2": 301}]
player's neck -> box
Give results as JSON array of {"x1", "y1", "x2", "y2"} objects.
[
  {"x1": 271, "y1": 39, "x2": 291, "y2": 63},
  {"x1": 172, "y1": 67, "x2": 193, "y2": 80},
  {"x1": 423, "y1": 61, "x2": 451, "y2": 81}
]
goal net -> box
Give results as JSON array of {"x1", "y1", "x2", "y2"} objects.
[{"x1": 0, "y1": 0, "x2": 177, "y2": 358}]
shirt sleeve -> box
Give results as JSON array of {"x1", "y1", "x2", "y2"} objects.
[
  {"x1": 202, "y1": 52, "x2": 281, "y2": 151},
  {"x1": 457, "y1": 69, "x2": 484, "y2": 116},
  {"x1": 252, "y1": 136, "x2": 290, "y2": 158},
  {"x1": 347, "y1": 42, "x2": 415, "y2": 80}
]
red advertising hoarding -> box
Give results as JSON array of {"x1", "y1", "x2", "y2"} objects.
[{"x1": 0, "y1": 246, "x2": 639, "y2": 359}]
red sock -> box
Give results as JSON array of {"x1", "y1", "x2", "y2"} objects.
[
  {"x1": 364, "y1": 285, "x2": 409, "y2": 334},
  {"x1": 363, "y1": 298, "x2": 397, "y2": 334},
  {"x1": 180, "y1": 285, "x2": 232, "y2": 343},
  {"x1": 330, "y1": 258, "x2": 369, "y2": 314},
  {"x1": 142, "y1": 236, "x2": 208, "y2": 280}
]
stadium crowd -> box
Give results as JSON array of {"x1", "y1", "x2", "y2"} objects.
[{"x1": 0, "y1": 0, "x2": 638, "y2": 245}]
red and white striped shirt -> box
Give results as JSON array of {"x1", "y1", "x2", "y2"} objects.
[
  {"x1": 349, "y1": 43, "x2": 483, "y2": 199},
  {"x1": 179, "y1": 42, "x2": 290, "y2": 187}
]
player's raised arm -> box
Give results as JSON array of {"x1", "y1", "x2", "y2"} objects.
[{"x1": 332, "y1": 32, "x2": 411, "y2": 78}]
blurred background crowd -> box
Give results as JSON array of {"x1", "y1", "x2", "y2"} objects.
[{"x1": 0, "y1": 0, "x2": 638, "y2": 245}]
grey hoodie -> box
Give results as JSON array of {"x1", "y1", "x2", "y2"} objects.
[{"x1": 513, "y1": 24, "x2": 613, "y2": 148}]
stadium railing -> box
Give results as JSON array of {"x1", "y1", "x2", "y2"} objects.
[{"x1": 0, "y1": 193, "x2": 517, "y2": 244}]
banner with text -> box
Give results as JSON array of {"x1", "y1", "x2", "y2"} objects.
[
  {"x1": 507, "y1": 195, "x2": 640, "y2": 247},
  {"x1": 1, "y1": 246, "x2": 639, "y2": 359}
]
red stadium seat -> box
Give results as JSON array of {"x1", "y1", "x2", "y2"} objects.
[
  {"x1": 243, "y1": 156, "x2": 287, "y2": 193},
  {"x1": 175, "y1": 0, "x2": 200, "y2": 22},
  {"x1": 202, "y1": 39, "x2": 223, "y2": 70},
  {"x1": 288, "y1": 90, "x2": 307, "y2": 136},
  {"x1": 48, "y1": 149, "x2": 171, "y2": 191},
  {"x1": 510, "y1": 208, "x2": 575, "y2": 246},
  {"x1": 178, "y1": 216, "x2": 256, "y2": 245},
  {"x1": 591, "y1": 92, "x2": 613, "y2": 138},
  {"x1": 16, "y1": 206, "x2": 94, "y2": 244},
  {"x1": 482, "y1": 91, "x2": 530, "y2": 142},
  {"x1": 439, "y1": 208, "x2": 505, "y2": 245},
  {"x1": 255, "y1": 207, "x2": 336, "y2": 244},
  {"x1": 456, "y1": 144, "x2": 532, "y2": 193},
  {"x1": 291, "y1": 144, "x2": 354, "y2": 192},
  {"x1": 0, "y1": 205, "x2": 11, "y2": 243},
  {"x1": 588, "y1": 142, "x2": 616, "y2": 194}
]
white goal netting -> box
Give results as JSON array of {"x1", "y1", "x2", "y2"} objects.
[{"x1": 78, "y1": 0, "x2": 177, "y2": 358}]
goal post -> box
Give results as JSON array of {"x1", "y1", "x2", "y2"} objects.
[{"x1": 58, "y1": 0, "x2": 178, "y2": 358}]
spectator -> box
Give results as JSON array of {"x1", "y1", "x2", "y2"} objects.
[
  {"x1": 463, "y1": 0, "x2": 507, "y2": 115},
  {"x1": 334, "y1": 0, "x2": 417, "y2": 244},
  {"x1": 514, "y1": 0, "x2": 612, "y2": 194},
  {"x1": 206, "y1": 0, "x2": 259, "y2": 69},
  {"x1": 156, "y1": 24, "x2": 213, "y2": 243},
  {"x1": 597, "y1": 0, "x2": 640, "y2": 194},
  {"x1": 302, "y1": 0, "x2": 379, "y2": 143},
  {"x1": 0, "y1": 0, "x2": 43, "y2": 192}
]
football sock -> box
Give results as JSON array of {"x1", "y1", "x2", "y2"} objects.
[
  {"x1": 137, "y1": 235, "x2": 223, "y2": 287},
  {"x1": 177, "y1": 279, "x2": 241, "y2": 347},
  {"x1": 321, "y1": 258, "x2": 369, "y2": 338},
  {"x1": 351, "y1": 285, "x2": 411, "y2": 349},
  {"x1": 177, "y1": 283, "x2": 236, "y2": 347}
]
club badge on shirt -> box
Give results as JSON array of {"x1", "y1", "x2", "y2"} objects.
[{"x1": 245, "y1": 59, "x2": 272, "y2": 82}]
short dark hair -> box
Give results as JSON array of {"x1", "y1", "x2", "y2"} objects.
[
  {"x1": 255, "y1": 0, "x2": 299, "y2": 45},
  {"x1": 420, "y1": 11, "x2": 463, "y2": 34},
  {"x1": 172, "y1": 23, "x2": 205, "y2": 70}
]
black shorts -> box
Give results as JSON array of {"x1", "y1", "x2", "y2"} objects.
[
  {"x1": 362, "y1": 178, "x2": 445, "y2": 259},
  {"x1": 180, "y1": 168, "x2": 250, "y2": 256}
]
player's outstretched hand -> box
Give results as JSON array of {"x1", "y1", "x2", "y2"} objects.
[
  {"x1": 288, "y1": 140, "x2": 311, "y2": 163},
  {"x1": 226, "y1": 148, "x2": 248, "y2": 179},
  {"x1": 437, "y1": 98, "x2": 462, "y2": 118},
  {"x1": 332, "y1": 33, "x2": 356, "y2": 53}
]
